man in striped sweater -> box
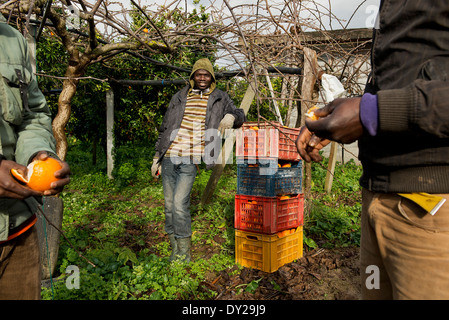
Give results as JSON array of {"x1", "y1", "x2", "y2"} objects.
[{"x1": 152, "y1": 58, "x2": 245, "y2": 262}]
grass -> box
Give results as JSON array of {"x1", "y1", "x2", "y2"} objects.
[
  {"x1": 41, "y1": 138, "x2": 362, "y2": 300},
  {"x1": 305, "y1": 157, "x2": 362, "y2": 248}
]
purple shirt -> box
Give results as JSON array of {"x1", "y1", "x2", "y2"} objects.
[{"x1": 360, "y1": 93, "x2": 378, "y2": 136}]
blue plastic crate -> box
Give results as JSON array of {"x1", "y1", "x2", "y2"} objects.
[{"x1": 237, "y1": 161, "x2": 303, "y2": 197}]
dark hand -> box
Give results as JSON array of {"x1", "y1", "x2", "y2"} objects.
[
  {"x1": 0, "y1": 159, "x2": 42, "y2": 199},
  {"x1": 33, "y1": 151, "x2": 71, "y2": 196},
  {"x1": 296, "y1": 126, "x2": 332, "y2": 162},
  {"x1": 305, "y1": 97, "x2": 363, "y2": 144}
]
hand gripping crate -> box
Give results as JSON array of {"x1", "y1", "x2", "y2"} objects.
[
  {"x1": 235, "y1": 194, "x2": 304, "y2": 234},
  {"x1": 237, "y1": 161, "x2": 302, "y2": 197},
  {"x1": 235, "y1": 226, "x2": 303, "y2": 273},
  {"x1": 235, "y1": 122, "x2": 301, "y2": 162}
]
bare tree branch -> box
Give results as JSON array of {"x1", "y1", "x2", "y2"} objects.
[{"x1": 1, "y1": 0, "x2": 372, "y2": 157}]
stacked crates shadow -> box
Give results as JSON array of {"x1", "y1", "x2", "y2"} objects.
[{"x1": 234, "y1": 122, "x2": 304, "y2": 273}]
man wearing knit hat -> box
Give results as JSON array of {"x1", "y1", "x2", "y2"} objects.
[{"x1": 151, "y1": 58, "x2": 245, "y2": 262}]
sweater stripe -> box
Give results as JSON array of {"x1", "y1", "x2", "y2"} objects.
[{"x1": 165, "y1": 93, "x2": 209, "y2": 160}]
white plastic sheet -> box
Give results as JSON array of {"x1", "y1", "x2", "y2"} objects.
[{"x1": 320, "y1": 74, "x2": 346, "y2": 103}]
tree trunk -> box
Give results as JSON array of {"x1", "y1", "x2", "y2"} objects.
[
  {"x1": 92, "y1": 137, "x2": 97, "y2": 165},
  {"x1": 53, "y1": 70, "x2": 80, "y2": 161}
]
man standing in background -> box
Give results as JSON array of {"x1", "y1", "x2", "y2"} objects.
[{"x1": 151, "y1": 58, "x2": 245, "y2": 263}]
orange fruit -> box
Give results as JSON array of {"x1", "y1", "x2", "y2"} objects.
[
  {"x1": 278, "y1": 230, "x2": 288, "y2": 238},
  {"x1": 11, "y1": 157, "x2": 62, "y2": 192},
  {"x1": 249, "y1": 126, "x2": 259, "y2": 130},
  {"x1": 278, "y1": 228, "x2": 294, "y2": 238},
  {"x1": 306, "y1": 106, "x2": 319, "y2": 121}
]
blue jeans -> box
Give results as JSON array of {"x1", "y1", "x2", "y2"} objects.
[{"x1": 161, "y1": 157, "x2": 197, "y2": 239}]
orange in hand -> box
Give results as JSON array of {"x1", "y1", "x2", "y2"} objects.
[
  {"x1": 305, "y1": 106, "x2": 320, "y2": 121},
  {"x1": 11, "y1": 157, "x2": 62, "y2": 192}
]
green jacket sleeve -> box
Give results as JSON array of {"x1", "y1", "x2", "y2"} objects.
[
  {"x1": 13, "y1": 29, "x2": 57, "y2": 165},
  {"x1": 15, "y1": 77, "x2": 57, "y2": 165}
]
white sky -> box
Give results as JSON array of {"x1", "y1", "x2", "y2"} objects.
[
  {"x1": 122, "y1": 0, "x2": 381, "y2": 29},
  {"x1": 323, "y1": 0, "x2": 381, "y2": 29},
  {"x1": 83, "y1": 0, "x2": 381, "y2": 37},
  {"x1": 81, "y1": 0, "x2": 381, "y2": 67}
]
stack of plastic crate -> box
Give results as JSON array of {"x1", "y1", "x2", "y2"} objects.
[{"x1": 234, "y1": 121, "x2": 304, "y2": 273}]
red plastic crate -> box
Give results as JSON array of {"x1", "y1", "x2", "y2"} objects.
[
  {"x1": 236, "y1": 122, "x2": 301, "y2": 162},
  {"x1": 235, "y1": 193, "x2": 304, "y2": 234}
]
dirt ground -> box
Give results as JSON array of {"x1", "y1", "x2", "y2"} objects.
[
  {"x1": 123, "y1": 207, "x2": 362, "y2": 301},
  {"x1": 200, "y1": 246, "x2": 361, "y2": 300},
  {"x1": 118, "y1": 198, "x2": 362, "y2": 301}
]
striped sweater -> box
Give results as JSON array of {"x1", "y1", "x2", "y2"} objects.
[{"x1": 165, "y1": 90, "x2": 210, "y2": 162}]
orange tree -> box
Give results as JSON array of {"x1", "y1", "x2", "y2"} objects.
[
  {"x1": 29, "y1": 1, "x2": 217, "y2": 163},
  {"x1": 4, "y1": 0, "x2": 220, "y2": 160}
]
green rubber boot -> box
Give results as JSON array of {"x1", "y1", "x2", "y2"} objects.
[
  {"x1": 168, "y1": 233, "x2": 178, "y2": 261},
  {"x1": 176, "y1": 237, "x2": 192, "y2": 263}
]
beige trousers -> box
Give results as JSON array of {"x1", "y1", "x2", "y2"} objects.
[
  {"x1": 361, "y1": 188, "x2": 449, "y2": 300},
  {"x1": 0, "y1": 226, "x2": 41, "y2": 300}
]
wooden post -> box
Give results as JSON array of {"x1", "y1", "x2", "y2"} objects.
[
  {"x1": 299, "y1": 47, "x2": 319, "y2": 198},
  {"x1": 325, "y1": 141, "x2": 338, "y2": 192},
  {"x1": 299, "y1": 48, "x2": 318, "y2": 127},
  {"x1": 37, "y1": 196, "x2": 63, "y2": 280},
  {"x1": 200, "y1": 80, "x2": 256, "y2": 205},
  {"x1": 106, "y1": 89, "x2": 114, "y2": 179},
  {"x1": 285, "y1": 76, "x2": 299, "y2": 127},
  {"x1": 265, "y1": 70, "x2": 283, "y2": 125}
]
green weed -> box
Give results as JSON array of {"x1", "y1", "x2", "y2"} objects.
[
  {"x1": 305, "y1": 158, "x2": 362, "y2": 248},
  {"x1": 42, "y1": 141, "x2": 362, "y2": 299}
]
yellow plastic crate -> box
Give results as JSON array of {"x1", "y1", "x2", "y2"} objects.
[{"x1": 235, "y1": 226, "x2": 303, "y2": 273}]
